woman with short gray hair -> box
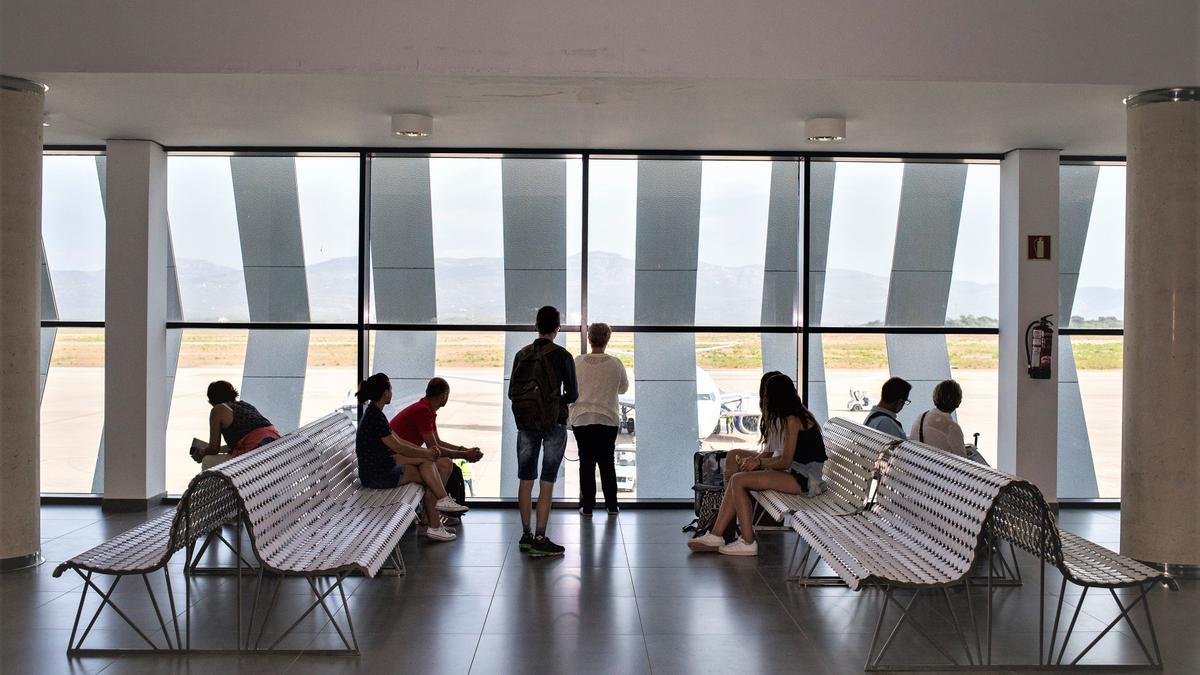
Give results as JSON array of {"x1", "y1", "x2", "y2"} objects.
[
  {"x1": 569, "y1": 323, "x2": 629, "y2": 515},
  {"x1": 909, "y1": 379, "x2": 967, "y2": 457}
]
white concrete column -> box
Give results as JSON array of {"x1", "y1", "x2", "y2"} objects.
[
  {"x1": 1121, "y1": 89, "x2": 1200, "y2": 569},
  {"x1": 0, "y1": 76, "x2": 45, "y2": 570},
  {"x1": 103, "y1": 140, "x2": 168, "y2": 509},
  {"x1": 998, "y1": 149, "x2": 1060, "y2": 503}
]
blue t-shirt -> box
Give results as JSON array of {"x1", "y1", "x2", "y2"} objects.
[{"x1": 357, "y1": 405, "x2": 396, "y2": 487}]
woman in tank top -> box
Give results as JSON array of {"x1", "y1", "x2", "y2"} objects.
[
  {"x1": 689, "y1": 374, "x2": 826, "y2": 557},
  {"x1": 190, "y1": 380, "x2": 281, "y2": 470}
]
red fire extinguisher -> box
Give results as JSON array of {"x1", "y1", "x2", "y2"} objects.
[{"x1": 1025, "y1": 315, "x2": 1054, "y2": 379}]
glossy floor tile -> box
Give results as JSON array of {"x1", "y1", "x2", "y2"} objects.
[{"x1": 2, "y1": 505, "x2": 1195, "y2": 674}]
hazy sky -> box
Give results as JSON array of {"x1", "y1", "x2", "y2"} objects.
[{"x1": 41, "y1": 156, "x2": 1125, "y2": 308}]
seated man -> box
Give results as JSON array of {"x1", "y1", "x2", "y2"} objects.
[
  {"x1": 391, "y1": 377, "x2": 485, "y2": 524},
  {"x1": 863, "y1": 376, "x2": 911, "y2": 439}
]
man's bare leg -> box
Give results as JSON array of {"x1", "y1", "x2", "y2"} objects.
[
  {"x1": 518, "y1": 479, "x2": 534, "y2": 532},
  {"x1": 535, "y1": 480, "x2": 555, "y2": 531}
]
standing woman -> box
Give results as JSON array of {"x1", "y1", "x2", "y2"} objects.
[
  {"x1": 355, "y1": 373, "x2": 467, "y2": 542},
  {"x1": 688, "y1": 374, "x2": 826, "y2": 556},
  {"x1": 191, "y1": 381, "x2": 281, "y2": 470},
  {"x1": 569, "y1": 323, "x2": 629, "y2": 516}
]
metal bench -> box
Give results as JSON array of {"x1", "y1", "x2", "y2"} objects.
[
  {"x1": 787, "y1": 429, "x2": 1176, "y2": 671},
  {"x1": 768, "y1": 419, "x2": 1020, "y2": 586},
  {"x1": 53, "y1": 412, "x2": 424, "y2": 655}
]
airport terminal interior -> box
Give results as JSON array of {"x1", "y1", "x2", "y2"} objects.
[{"x1": 2, "y1": 1, "x2": 1200, "y2": 673}]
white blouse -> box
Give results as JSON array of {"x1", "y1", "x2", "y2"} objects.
[
  {"x1": 569, "y1": 353, "x2": 630, "y2": 428},
  {"x1": 909, "y1": 409, "x2": 967, "y2": 457}
]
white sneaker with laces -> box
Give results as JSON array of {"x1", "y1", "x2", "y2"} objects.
[
  {"x1": 435, "y1": 496, "x2": 469, "y2": 514},
  {"x1": 718, "y1": 538, "x2": 759, "y2": 556},
  {"x1": 425, "y1": 526, "x2": 457, "y2": 542},
  {"x1": 687, "y1": 532, "x2": 725, "y2": 552}
]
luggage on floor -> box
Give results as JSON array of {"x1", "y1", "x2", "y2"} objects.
[{"x1": 683, "y1": 450, "x2": 727, "y2": 534}]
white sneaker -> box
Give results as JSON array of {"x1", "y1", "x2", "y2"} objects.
[
  {"x1": 687, "y1": 532, "x2": 725, "y2": 552},
  {"x1": 718, "y1": 538, "x2": 759, "y2": 556},
  {"x1": 435, "y1": 496, "x2": 469, "y2": 514},
  {"x1": 425, "y1": 526, "x2": 457, "y2": 542}
]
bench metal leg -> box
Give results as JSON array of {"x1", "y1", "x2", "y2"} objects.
[
  {"x1": 1062, "y1": 582, "x2": 1161, "y2": 669},
  {"x1": 785, "y1": 539, "x2": 846, "y2": 586},
  {"x1": 69, "y1": 571, "x2": 164, "y2": 653},
  {"x1": 264, "y1": 573, "x2": 358, "y2": 653},
  {"x1": 866, "y1": 587, "x2": 962, "y2": 671}
]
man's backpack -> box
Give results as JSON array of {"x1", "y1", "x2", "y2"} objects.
[{"x1": 509, "y1": 342, "x2": 562, "y2": 431}]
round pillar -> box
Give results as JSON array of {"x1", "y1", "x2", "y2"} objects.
[
  {"x1": 1122, "y1": 88, "x2": 1200, "y2": 574},
  {"x1": 0, "y1": 75, "x2": 45, "y2": 572}
]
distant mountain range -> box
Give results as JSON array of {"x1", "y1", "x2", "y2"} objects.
[{"x1": 45, "y1": 253, "x2": 1124, "y2": 325}]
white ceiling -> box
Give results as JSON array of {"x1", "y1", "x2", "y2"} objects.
[{"x1": 36, "y1": 73, "x2": 1133, "y2": 154}]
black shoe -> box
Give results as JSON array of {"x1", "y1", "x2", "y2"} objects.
[
  {"x1": 607, "y1": 507, "x2": 620, "y2": 516},
  {"x1": 579, "y1": 507, "x2": 593, "y2": 517},
  {"x1": 529, "y1": 535, "x2": 565, "y2": 557},
  {"x1": 519, "y1": 532, "x2": 534, "y2": 553}
]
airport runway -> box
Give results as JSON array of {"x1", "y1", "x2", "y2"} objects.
[{"x1": 39, "y1": 367, "x2": 1122, "y2": 499}]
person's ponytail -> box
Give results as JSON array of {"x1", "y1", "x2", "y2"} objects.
[{"x1": 356, "y1": 373, "x2": 391, "y2": 404}]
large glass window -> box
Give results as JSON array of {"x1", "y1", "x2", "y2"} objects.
[
  {"x1": 41, "y1": 154, "x2": 107, "y2": 493},
  {"x1": 586, "y1": 158, "x2": 800, "y2": 498},
  {"x1": 40, "y1": 151, "x2": 1117, "y2": 502},
  {"x1": 816, "y1": 160, "x2": 999, "y2": 328},
  {"x1": 1059, "y1": 163, "x2": 1125, "y2": 499}
]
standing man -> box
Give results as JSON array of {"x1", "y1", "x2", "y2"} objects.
[
  {"x1": 390, "y1": 377, "x2": 485, "y2": 524},
  {"x1": 863, "y1": 376, "x2": 912, "y2": 439},
  {"x1": 454, "y1": 459, "x2": 475, "y2": 497},
  {"x1": 509, "y1": 306, "x2": 578, "y2": 557}
]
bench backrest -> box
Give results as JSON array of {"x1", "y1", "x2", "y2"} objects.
[
  {"x1": 823, "y1": 418, "x2": 899, "y2": 509},
  {"x1": 172, "y1": 413, "x2": 358, "y2": 559},
  {"x1": 871, "y1": 436, "x2": 1018, "y2": 581}
]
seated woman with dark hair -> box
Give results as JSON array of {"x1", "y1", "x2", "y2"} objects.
[
  {"x1": 190, "y1": 381, "x2": 281, "y2": 470},
  {"x1": 688, "y1": 374, "x2": 827, "y2": 557},
  {"x1": 355, "y1": 373, "x2": 468, "y2": 542}
]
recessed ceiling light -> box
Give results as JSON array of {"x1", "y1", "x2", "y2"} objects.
[
  {"x1": 391, "y1": 113, "x2": 433, "y2": 138},
  {"x1": 806, "y1": 117, "x2": 846, "y2": 143}
]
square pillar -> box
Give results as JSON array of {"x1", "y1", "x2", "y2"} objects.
[
  {"x1": 998, "y1": 148, "x2": 1060, "y2": 503},
  {"x1": 103, "y1": 140, "x2": 168, "y2": 509}
]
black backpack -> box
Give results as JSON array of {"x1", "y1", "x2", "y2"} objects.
[{"x1": 509, "y1": 342, "x2": 561, "y2": 431}]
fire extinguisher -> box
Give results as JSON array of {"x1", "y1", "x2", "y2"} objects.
[{"x1": 1025, "y1": 315, "x2": 1054, "y2": 379}]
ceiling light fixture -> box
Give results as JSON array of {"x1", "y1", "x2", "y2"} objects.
[
  {"x1": 391, "y1": 113, "x2": 433, "y2": 138},
  {"x1": 806, "y1": 117, "x2": 846, "y2": 142}
]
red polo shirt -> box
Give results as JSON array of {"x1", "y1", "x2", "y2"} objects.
[{"x1": 389, "y1": 397, "x2": 437, "y2": 447}]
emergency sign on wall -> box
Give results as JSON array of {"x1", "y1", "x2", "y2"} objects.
[{"x1": 1027, "y1": 235, "x2": 1052, "y2": 260}]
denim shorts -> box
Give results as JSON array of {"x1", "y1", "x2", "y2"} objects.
[{"x1": 516, "y1": 425, "x2": 568, "y2": 483}]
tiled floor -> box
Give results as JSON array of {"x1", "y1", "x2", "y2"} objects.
[{"x1": 2, "y1": 505, "x2": 1196, "y2": 674}]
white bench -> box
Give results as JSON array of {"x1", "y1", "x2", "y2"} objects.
[
  {"x1": 785, "y1": 422, "x2": 1176, "y2": 671},
  {"x1": 53, "y1": 412, "x2": 424, "y2": 654}
]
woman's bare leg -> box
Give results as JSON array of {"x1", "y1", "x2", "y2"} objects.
[
  {"x1": 723, "y1": 450, "x2": 755, "y2": 485},
  {"x1": 728, "y1": 471, "x2": 805, "y2": 545}
]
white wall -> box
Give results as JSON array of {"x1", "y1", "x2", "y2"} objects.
[{"x1": 2, "y1": 0, "x2": 1195, "y2": 87}]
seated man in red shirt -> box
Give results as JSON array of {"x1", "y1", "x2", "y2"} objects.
[{"x1": 390, "y1": 377, "x2": 485, "y2": 523}]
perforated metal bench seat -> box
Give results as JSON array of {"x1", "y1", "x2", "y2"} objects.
[
  {"x1": 53, "y1": 512, "x2": 176, "y2": 578},
  {"x1": 1057, "y1": 528, "x2": 1172, "y2": 589}
]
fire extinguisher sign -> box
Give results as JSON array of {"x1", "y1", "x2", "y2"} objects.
[{"x1": 1027, "y1": 235, "x2": 1052, "y2": 260}]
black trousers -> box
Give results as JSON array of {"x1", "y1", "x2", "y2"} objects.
[{"x1": 574, "y1": 424, "x2": 620, "y2": 511}]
